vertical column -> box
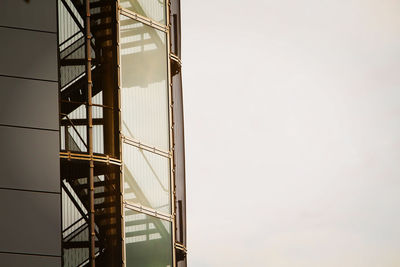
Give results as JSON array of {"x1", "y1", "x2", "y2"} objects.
[
  {"x1": 83, "y1": 0, "x2": 95, "y2": 266},
  {"x1": 170, "y1": 0, "x2": 187, "y2": 266},
  {"x1": 0, "y1": 0, "x2": 61, "y2": 266}
]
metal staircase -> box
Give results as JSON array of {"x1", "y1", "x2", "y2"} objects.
[
  {"x1": 59, "y1": 0, "x2": 120, "y2": 266},
  {"x1": 58, "y1": 1, "x2": 176, "y2": 266}
]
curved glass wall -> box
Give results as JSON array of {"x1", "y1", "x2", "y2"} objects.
[{"x1": 120, "y1": 7, "x2": 173, "y2": 266}]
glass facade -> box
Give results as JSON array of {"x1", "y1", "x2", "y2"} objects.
[{"x1": 120, "y1": 0, "x2": 181, "y2": 264}]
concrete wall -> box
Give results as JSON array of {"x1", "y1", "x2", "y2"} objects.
[{"x1": 0, "y1": 0, "x2": 61, "y2": 266}]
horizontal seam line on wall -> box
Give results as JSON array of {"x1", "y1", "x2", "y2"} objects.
[
  {"x1": 0, "y1": 187, "x2": 60, "y2": 195},
  {"x1": 0, "y1": 251, "x2": 61, "y2": 258},
  {"x1": 0, "y1": 25, "x2": 57, "y2": 34},
  {"x1": 0, "y1": 74, "x2": 58, "y2": 83},
  {"x1": 0, "y1": 123, "x2": 59, "y2": 132}
]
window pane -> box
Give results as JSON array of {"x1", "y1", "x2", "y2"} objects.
[
  {"x1": 125, "y1": 208, "x2": 172, "y2": 267},
  {"x1": 123, "y1": 143, "x2": 171, "y2": 214},
  {"x1": 120, "y1": 0, "x2": 166, "y2": 25},
  {"x1": 120, "y1": 15, "x2": 170, "y2": 151}
]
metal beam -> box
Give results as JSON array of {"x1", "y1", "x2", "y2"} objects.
[{"x1": 84, "y1": 0, "x2": 96, "y2": 265}]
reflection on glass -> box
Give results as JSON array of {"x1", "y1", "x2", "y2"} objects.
[
  {"x1": 120, "y1": 15, "x2": 170, "y2": 151},
  {"x1": 125, "y1": 208, "x2": 172, "y2": 267},
  {"x1": 120, "y1": 0, "x2": 166, "y2": 25},
  {"x1": 123, "y1": 143, "x2": 171, "y2": 214}
]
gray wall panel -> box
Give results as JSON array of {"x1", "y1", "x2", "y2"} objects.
[
  {"x1": 0, "y1": 28, "x2": 57, "y2": 81},
  {"x1": 0, "y1": 189, "x2": 61, "y2": 256},
  {"x1": 0, "y1": 253, "x2": 61, "y2": 267},
  {"x1": 0, "y1": 0, "x2": 57, "y2": 32},
  {"x1": 0, "y1": 0, "x2": 61, "y2": 262},
  {"x1": 0, "y1": 126, "x2": 60, "y2": 193},
  {"x1": 0, "y1": 76, "x2": 58, "y2": 130}
]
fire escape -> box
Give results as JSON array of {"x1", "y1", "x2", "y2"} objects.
[
  {"x1": 58, "y1": 0, "x2": 186, "y2": 266},
  {"x1": 58, "y1": 0, "x2": 122, "y2": 266}
]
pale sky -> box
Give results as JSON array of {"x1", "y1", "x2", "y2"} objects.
[{"x1": 181, "y1": 1, "x2": 400, "y2": 266}]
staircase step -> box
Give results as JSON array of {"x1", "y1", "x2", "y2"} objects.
[
  {"x1": 60, "y1": 70, "x2": 103, "y2": 118},
  {"x1": 95, "y1": 212, "x2": 116, "y2": 221},
  {"x1": 91, "y1": 22, "x2": 113, "y2": 32},
  {"x1": 90, "y1": 0, "x2": 114, "y2": 9},
  {"x1": 63, "y1": 241, "x2": 101, "y2": 249},
  {"x1": 91, "y1": 11, "x2": 112, "y2": 21},
  {"x1": 74, "y1": 180, "x2": 117, "y2": 191},
  {"x1": 94, "y1": 191, "x2": 114, "y2": 199},
  {"x1": 73, "y1": 183, "x2": 88, "y2": 192},
  {"x1": 79, "y1": 191, "x2": 115, "y2": 204},
  {"x1": 94, "y1": 201, "x2": 118, "y2": 210},
  {"x1": 60, "y1": 58, "x2": 96, "y2": 66}
]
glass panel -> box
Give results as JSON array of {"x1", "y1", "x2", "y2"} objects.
[
  {"x1": 120, "y1": 0, "x2": 166, "y2": 25},
  {"x1": 125, "y1": 208, "x2": 172, "y2": 267},
  {"x1": 123, "y1": 143, "x2": 171, "y2": 214},
  {"x1": 120, "y1": 15, "x2": 170, "y2": 151}
]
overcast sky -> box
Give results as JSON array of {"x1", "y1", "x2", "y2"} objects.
[{"x1": 181, "y1": 1, "x2": 400, "y2": 266}]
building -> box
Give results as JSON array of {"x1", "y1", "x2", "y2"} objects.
[{"x1": 0, "y1": 0, "x2": 186, "y2": 266}]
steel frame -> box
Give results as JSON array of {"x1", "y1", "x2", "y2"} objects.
[
  {"x1": 117, "y1": 2, "x2": 178, "y2": 266},
  {"x1": 83, "y1": 1, "x2": 96, "y2": 265},
  {"x1": 59, "y1": 0, "x2": 123, "y2": 266},
  {"x1": 59, "y1": 0, "x2": 185, "y2": 266}
]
